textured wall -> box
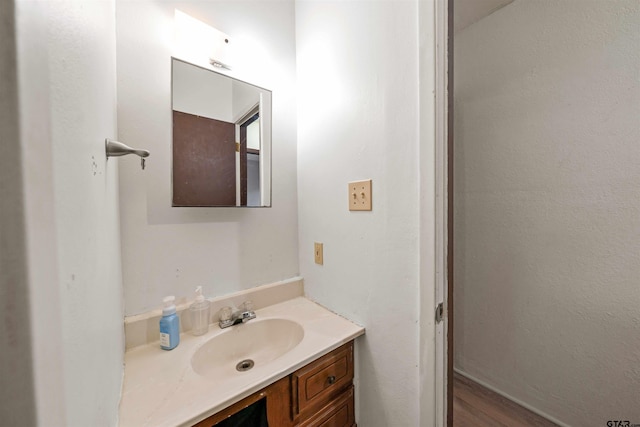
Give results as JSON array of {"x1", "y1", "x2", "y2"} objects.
[
  {"x1": 11, "y1": 0, "x2": 124, "y2": 425},
  {"x1": 296, "y1": 1, "x2": 438, "y2": 425},
  {"x1": 0, "y1": 0, "x2": 36, "y2": 424},
  {"x1": 454, "y1": 1, "x2": 640, "y2": 425},
  {"x1": 47, "y1": 1, "x2": 125, "y2": 425},
  {"x1": 116, "y1": 0, "x2": 299, "y2": 315}
]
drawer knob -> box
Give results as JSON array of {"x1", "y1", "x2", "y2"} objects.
[{"x1": 327, "y1": 375, "x2": 336, "y2": 385}]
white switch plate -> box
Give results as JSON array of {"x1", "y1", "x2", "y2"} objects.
[{"x1": 348, "y1": 179, "x2": 372, "y2": 211}]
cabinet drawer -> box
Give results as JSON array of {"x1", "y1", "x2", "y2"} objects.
[
  {"x1": 296, "y1": 386, "x2": 355, "y2": 427},
  {"x1": 293, "y1": 342, "x2": 354, "y2": 417}
]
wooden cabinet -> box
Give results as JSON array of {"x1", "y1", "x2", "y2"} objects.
[
  {"x1": 296, "y1": 386, "x2": 354, "y2": 427},
  {"x1": 192, "y1": 375, "x2": 291, "y2": 427},
  {"x1": 292, "y1": 343, "x2": 354, "y2": 424},
  {"x1": 193, "y1": 341, "x2": 356, "y2": 427}
]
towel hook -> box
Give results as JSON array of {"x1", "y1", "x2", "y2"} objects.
[{"x1": 105, "y1": 139, "x2": 150, "y2": 170}]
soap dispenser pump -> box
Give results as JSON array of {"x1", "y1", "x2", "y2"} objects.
[
  {"x1": 159, "y1": 296, "x2": 180, "y2": 350},
  {"x1": 189, "y1": 286, "x2": 210, "y2": 336}
]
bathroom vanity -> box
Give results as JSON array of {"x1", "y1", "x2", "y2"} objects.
[
  {"x1": 195, "y1": 341, "x2": 355, "y2": 427},
  {"x1": 119, "y1": 286, "x2": 364, "y2": 427}
]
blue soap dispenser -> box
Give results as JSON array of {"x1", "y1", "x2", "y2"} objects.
[{"x1": 159, "y1": 296, "x2": 180, "y2": 350}]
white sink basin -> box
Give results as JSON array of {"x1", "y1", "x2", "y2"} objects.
[{"x1": 191, "y1": 318, "x2": 304, "y2": 379}]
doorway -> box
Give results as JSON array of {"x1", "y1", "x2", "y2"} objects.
[{"x1": 447, "y1": 1, "x2": 640, "y2": 426}]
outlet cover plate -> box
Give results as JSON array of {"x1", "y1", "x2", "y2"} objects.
[
  {"x1": 314, "y1": 242, "x2": 323, "y2": 265},
  {"x1": 348, "y1": 179, "x2": 372, "y2": 211}
]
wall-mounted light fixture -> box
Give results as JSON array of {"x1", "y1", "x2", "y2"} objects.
[{"x1": 174, "y1": 10, "x2": 233, "y2": 70}]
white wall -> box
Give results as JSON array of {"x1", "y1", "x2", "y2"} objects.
[
  {"x1": 454, "y1": 1, "x2": 640, "y2": 425},
  {"x1": 172, "y1": 58, "x2": 267, "y2": 125},
  {"x1": 172, "y1": 59, "x2": 233, "y2": 122},
  {"x1": 453, "y1": 0, "x2": 513, "y2": 33},
  {"x1": 247, "y1": 119, "x2": 260, "y2": 151},
  {"x1": 11, "y1": 0, "x2": 124, "y2": 425},
  {"x1": 116, "y1": 0, "x2": 298, "y2": 315},
  {"x1": 0, "y1": 0, "x2": 37, "y2": 424},
  {"x1": 49, "y1": 2, "x2": 124, "y2": 424},
  {"x1": 232, "y1": 79, "x2": 261, "y2": 122},
  {"x1": 296, "y1": 1, "x2": 438, "y2": 425}
]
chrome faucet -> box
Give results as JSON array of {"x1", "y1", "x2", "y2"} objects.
[{"x1": 219, "y1": 301, "x2": 256, "y2": 329}]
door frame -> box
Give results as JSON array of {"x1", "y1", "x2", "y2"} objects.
[
  {"x1": 434, "y1": 0, "x2": 453, "y2": 425},
  {"x1": 447, "y1": 0, "x2": 454, "y2": 423}
]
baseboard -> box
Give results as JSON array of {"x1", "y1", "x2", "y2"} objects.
[{"x1": 454, "y1": 368, "x2": 570, "y2": 427}]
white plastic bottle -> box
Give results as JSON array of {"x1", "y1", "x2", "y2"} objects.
[{"x1": 189, "y1": 286, "x2": 210, "y2": 336}]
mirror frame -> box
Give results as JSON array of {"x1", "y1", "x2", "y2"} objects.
[{"x1": 170, "y1": 57, "x2": 273, "y2": 208}]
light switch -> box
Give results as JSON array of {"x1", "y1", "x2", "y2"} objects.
[
  {"x1": 314, "y1": 242, "x2": 324, "y2": 265},
  {"x1": 348, "y1": 179, "x2": 372, "y2": 211}
]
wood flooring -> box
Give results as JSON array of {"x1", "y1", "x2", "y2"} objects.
[{"x1": 453, "y1": 373, "x2": 558, "y2": 427}]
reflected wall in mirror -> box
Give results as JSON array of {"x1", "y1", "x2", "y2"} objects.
[{"x1": 172, "y1": 58, "x2": 272, "y2": 207}]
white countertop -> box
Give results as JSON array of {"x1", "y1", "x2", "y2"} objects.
[{"x1": 118, "y1": 297, "x2": 365, "y2": 427}]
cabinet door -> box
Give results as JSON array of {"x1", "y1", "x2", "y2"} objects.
[
  {"x1": 193, "y1": 376, "x2": 293, "y2": 427},
  {"x1": 296, "y1": 387, "x2": 355, "y2": 427}
]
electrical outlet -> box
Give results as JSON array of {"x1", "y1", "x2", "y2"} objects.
[
  {"x1": 314, "y1": 242, "x2": 323, "y2": 265},
  {"x1": 348, "y1": 179, "x2": 372, "y2": 211}
]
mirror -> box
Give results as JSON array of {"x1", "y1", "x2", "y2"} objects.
[{"x1": 171, "y1": 58, "x2": 272, "y2": 207}]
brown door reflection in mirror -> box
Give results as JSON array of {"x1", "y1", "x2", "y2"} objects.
[{"x1": 172, "y1": 111, "x2": 236, "y2": 206}]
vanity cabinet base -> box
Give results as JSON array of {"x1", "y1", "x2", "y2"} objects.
[{"x1": 193, "y1": 341, "x2": 356, "y2": 427}]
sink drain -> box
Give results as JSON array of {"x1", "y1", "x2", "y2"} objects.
[{"x1": 236, "y1": 359, "x2": 255, "y2": 372}]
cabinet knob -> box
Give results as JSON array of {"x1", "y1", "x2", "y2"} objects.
[{"x1": 327, "y1": 375, "x2": 336, "y2": 385}]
